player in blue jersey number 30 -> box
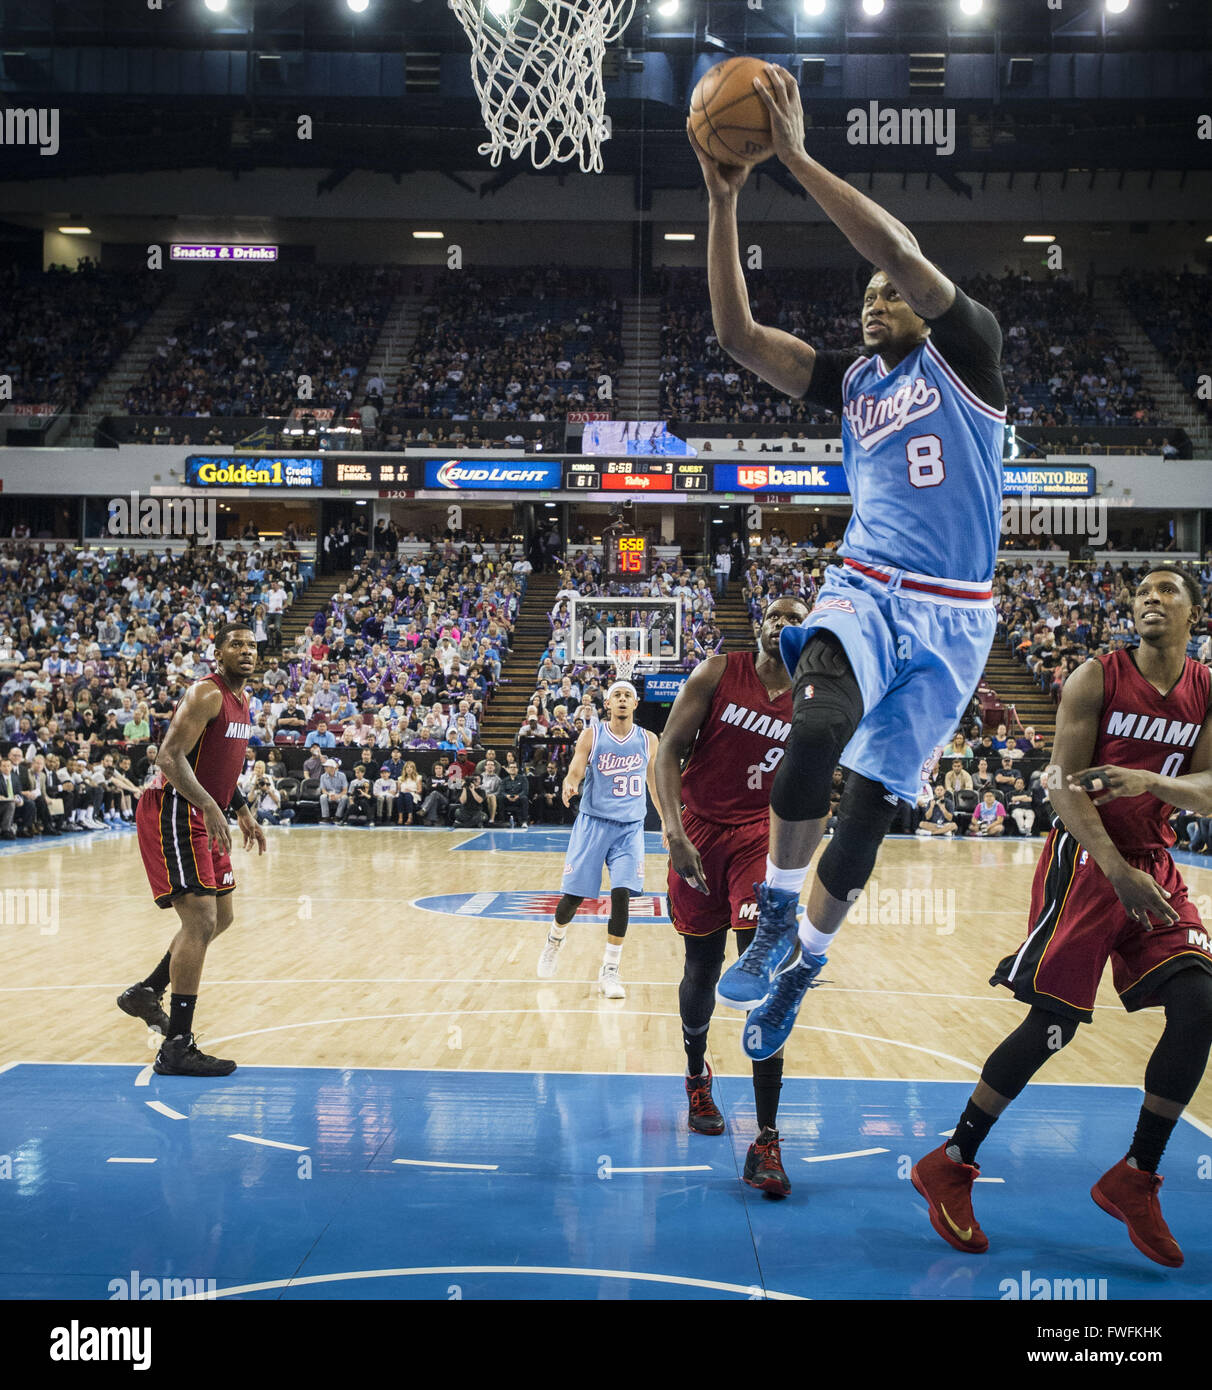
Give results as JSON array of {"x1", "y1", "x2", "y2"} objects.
[
  {"x1": 688, "y1": 65, "x2": 1007, "y2": 1064},
  {"x1": 538, "y1": 680, "x2": 663, "y2": 999}
]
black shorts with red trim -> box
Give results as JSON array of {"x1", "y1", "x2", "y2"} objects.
[
  {"x1": 667, "y1": 807, "x2": 769, "y2": 937},
  {"x1": 136, "y1": 787, "x2": 235, "y2": 910},
  {"x1": 990, "y1": 824, "x2": 1212, "y2": 1023}
]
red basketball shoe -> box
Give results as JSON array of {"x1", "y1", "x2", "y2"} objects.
[
  {"x1": 743, "y1": 1127, "x2": 791, "y2": 1199},
  {"x1": 911, "y1": 1144, "x2": 989, "y2": 1253},
  {"x1": 685, "y1": 1064, "x2": 725, "y2": 1135},
  {"x1": 1091, "y1": 1158, "x2": 1183, "y2": 1268}
]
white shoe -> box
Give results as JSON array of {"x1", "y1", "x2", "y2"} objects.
[
  {"x1": 915, "y1": 827, "x2": 932, "y2": 837},
  {"x1": 85, "y1": 812, "x2": 102, "y2": 829},
  {"x1": 537, "y1": 933, "x2": 565, "y2": 979},
  {"x1": 597, "y1": 964, "x2": 626, "y2": 1000}
]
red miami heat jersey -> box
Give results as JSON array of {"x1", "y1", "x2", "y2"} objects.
[
  {"x1": 149, "y1": 673, "x2": 251, "y2": 810},
  {"x1": 680, "y1": 651, "x2": 793, "y2": 826},
  {"x1": 1090, "y1": 649, "x2": 1210, "y2": 852}
]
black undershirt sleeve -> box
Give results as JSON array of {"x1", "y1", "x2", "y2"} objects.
[
  {"x1": 797, "y1": 284, "x2": 1005, "y2": 414},
  {"x1": 922, "y1": 285, "x2": 1006, "y2": 412}
]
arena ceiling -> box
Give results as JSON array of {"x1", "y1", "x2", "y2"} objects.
[{"x1": 0, "y1": 0, "x2": 1209, "y2": 190}]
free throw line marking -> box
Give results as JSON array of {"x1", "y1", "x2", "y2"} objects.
[{"x1": 800, "y1": 1147, "x2": 889, "y2": 1163}]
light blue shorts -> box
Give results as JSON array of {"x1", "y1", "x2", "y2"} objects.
[
  {"x1": 779, "y1": 560, "x2": 996, "y2": 803},
  {"x1": 562, "y1": 812, "x2": 646, "y2": 898}
]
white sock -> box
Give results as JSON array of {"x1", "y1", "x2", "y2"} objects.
[
  {"x1": 603, "y1": 943, "x2": 623, "y2": 969},
  {"x1": 798, "y1": 916, "x2": 835, "y2": 957},
  {"x1": 765, "y1": 857, "x2": 809, "y2": 895},
  {"x1": 549, "y1": 922, "x2": 567, "y2": 940}
]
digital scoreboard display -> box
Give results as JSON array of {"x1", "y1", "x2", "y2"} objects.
[
  {"x1": 324, "y1": 459, "x2": 419, "y2": 488},
  {"x1": 565, "y1": 459, "x2": 709, "y2": 492},
  {"x1": 608, "y1": 533, "x2": 650, "y2": 577}
]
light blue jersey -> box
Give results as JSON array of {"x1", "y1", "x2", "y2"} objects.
[
  {"x1": 577, "y1": 721, "x2": 650, "y2": 824},
  {"x1": 563, "y1": 720, "x2": 651, "y2": 898},
  {"x1": 778, "y1": 293, "x2": 1006, "y2": 802},
  {"x1": 839, "y1": 336, "x2": 1005, "y2": 584}
]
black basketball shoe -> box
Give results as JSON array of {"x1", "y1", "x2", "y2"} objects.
[
  {"x1": 743, "y1": 1127, "x2": 791, "y2": 1199},
  {"x1": 685, "y1": 1063, "x2": 725, "y2": 1135},
  {"x1": 116, "y1": 983, "x2": 170, "y2": 1035},
  {"x1": 153, "y1": 1034, "x2": 237, "y2": 1077}
]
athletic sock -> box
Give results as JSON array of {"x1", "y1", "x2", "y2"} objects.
[
  {"x1": 765, "y1": 858, "x2": 808, "y2": 895},
  {"x1": 1126, "y1": 1105, "x2": 1178, "y2": 1174},
  {"x1": 141, "y1": 952, "x2": 172, "y2": 994},
  {"x1": 752, "y1": 1055, "x2": 784, "y2": 1132},
  {"x1": 602, "y1": 943, "x2": 623, "y2": 969},
  {"x1": 798, "y1": 916, "x2": 834, "y2": 957},
  {"x1": 946, "y1": 1099, "x2": 998, "y2": 1165},
  {"x1": 168, "y1": 993, "x2": 198, "y2": 1040},
  {"x1": 548, "y1": 922, "x2": 567, "y2": 941}
]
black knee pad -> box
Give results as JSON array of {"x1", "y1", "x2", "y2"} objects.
[
  {"x1": 769, "y1": 633, "x2": 864, "y2": 823},
  {"x1": 555, "y1": 893, "x2": 582, "y2": 925},
  {"x1": 682, "y1": 928, "x2": 728, "y2": 991},
  {"x1": 816, "y1": 773, "x2": 900, "y2": 903},
  {"x1": 607, "y1": 886, "x2": 630, "y2": 938}
]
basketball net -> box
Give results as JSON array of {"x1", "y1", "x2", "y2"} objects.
[
  {"x1": 448, "y1": 0, "x2": 636, "y2": 174},
  {"x1": 612, "y1": 648, "x2": 641, "y2": 682}
]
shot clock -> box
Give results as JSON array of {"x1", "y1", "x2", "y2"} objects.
[{"x1": 607, "y1": 533, "x2": 650, "y2": 577}]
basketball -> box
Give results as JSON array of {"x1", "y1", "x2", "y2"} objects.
[{"x1": 689, "y1": 56, "x2": 776, "y2": 167}]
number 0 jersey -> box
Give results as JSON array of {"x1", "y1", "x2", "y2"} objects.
[
  {"x1": 1085, "y1": 648, "x2": 1210, "y2": 853},
  {"x1": 680, "y1": 651, "x2": 793, "y2": 827},
  {"x1": 578, "y1": 720, "x2": 651, "y2": 824}
]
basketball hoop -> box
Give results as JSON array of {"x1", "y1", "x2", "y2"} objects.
[
  {"x1": 612, "y1": 648, "x2": 642, "y2": 682},
  {"x1": 448, "y1": 0, "x2": 637, "y2": 174}
]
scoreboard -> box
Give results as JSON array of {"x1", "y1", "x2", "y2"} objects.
[
  {"x1": 324, "y1": 459, "x2": 419, "y2": 488},
  {"x1": 565, "y1": 459, "x2": 709, "y2": 492},
  {"x1": 607, "y1": 533, "x2": 650, "y2": 577}
]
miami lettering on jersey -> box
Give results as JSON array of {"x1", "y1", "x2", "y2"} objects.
[
  {"x1": 719, "y1": 703, "x2": 792, "y2": 743},
  {"x1": 225, "y1": 721, "x2": 253, "y2": 740},
  {"x1": 1102, "y1": 711, "x2": 1201, "y2": 748}
]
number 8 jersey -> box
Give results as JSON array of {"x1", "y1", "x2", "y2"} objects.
[
  {"x1": 805, "y1": 286, "x2": 1006, "y2": 585},
  {"x1": 578, "y1": 720, "x2": 651, "y2": 824}
]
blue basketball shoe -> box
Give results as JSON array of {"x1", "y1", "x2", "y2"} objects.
[
  {"x1": 741, "y1": 952, "x2": 827, "y2": 1060},
  {"x1": 716, "y1": 883, "x2": 802, "y2": 1011}
]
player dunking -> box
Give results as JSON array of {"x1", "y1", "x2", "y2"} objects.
[
  {"x1": 537, "y1": 680, "x2": 662, "y2": 1000},
  {"x1": 913, "y1": 569, "x2": 1212, "y2": 1267},
  {"x1": 117, "y1": 622, "x2": 266, "y2": 1076},
  {"x1": 689, "y1": 68, "x2": 1006, "y2": 1065},
  {"x1": 656, "y1": 597, "x2": 809, "y2": 1198}
]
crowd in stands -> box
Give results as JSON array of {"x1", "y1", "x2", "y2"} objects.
[
  {"x1": 0, "y1": 261, "x2": 165, "y2": 416},
  {"x1": 0, "y1": 538, "x2": 309, "y2": 837},
  {"x1": 123, "y1": 265, "x2": 407, "y2": 418},
  {"x1": 1119, "y1": 269, "x2": 1212, "y2": 427},
  {"x1": 656, "y1": 266, "x2": 1170, "y2": 432},
  {"x1": 374, "y1": 266, "x2": 622, "y2": 438}
]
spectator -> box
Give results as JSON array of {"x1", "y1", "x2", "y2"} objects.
[
  {"x1": 970, "y1": 789, "x2": 1006, "y2": 837},
  {"x1": 319, "y1": 758, "x2": 348, "y2": 822}
]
